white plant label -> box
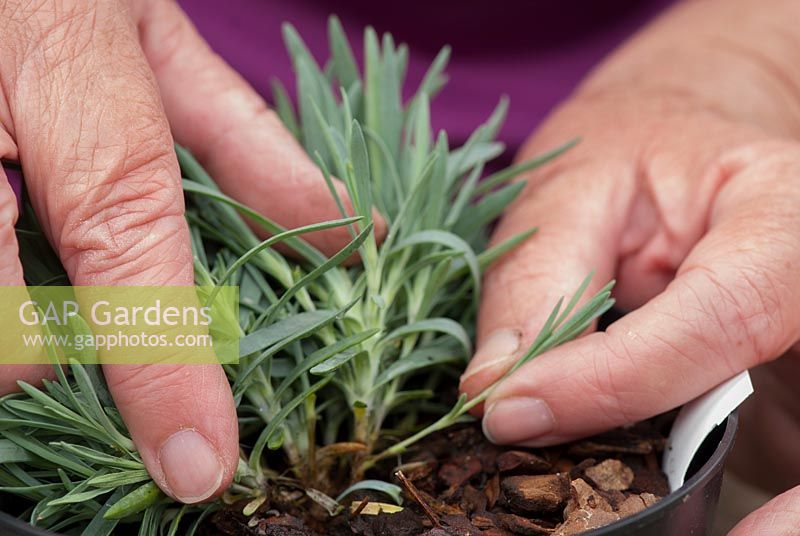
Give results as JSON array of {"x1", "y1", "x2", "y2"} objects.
[{"x1": 663, "y1": 371, "x2": 753, "y2": 491}]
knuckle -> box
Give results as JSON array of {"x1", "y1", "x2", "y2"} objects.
[
  {"x1": 215, "y1": 91, "x2": 279, "y2": 149},
  {"x1": 481, "y1": 264, "x2": 544, "y2": 334},
  {"x1": 140, "y1": 0, "x2": 192, "y2": 73},
  {"x1": 106, "y1": 364, "x2": 191, "y2": 397},
  {"x1": 0, "y1": 185, "x2": 19, "y2": 231},
  {"x1": 720, "y1": 140, "x2": 800, "y2": 197},
  {"x1": 105, "y1": 364, "x2": 227, "y2": 419},
  {"x1": 686, "y1": 263, "x2": 788, "y2": 367},
  {"x1": 105, "y1": 365, "x2": 202, "y2": 418},
  {"x1": 585, "y1": 333, "x2": 648, "y2": 425},
  {"x1": 0, "y1": 185, "x2": 21, "y2": 276},
  {"x1": 10, "y1": 0, "x2": 161, "y2": 138},
  {"x1": 8, "y1": 1, "x2": 99, "y2": 71},
  {"x1": 57, "y1": 146, "x2": 191, "y2": 285}
]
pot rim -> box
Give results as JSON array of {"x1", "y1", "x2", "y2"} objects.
[
  {"x1": 584, "y1": 411, "x2": 739, "y2": 535},
  {"x1": 0, "y1": 412, "x2": 739, "y2": 535}
]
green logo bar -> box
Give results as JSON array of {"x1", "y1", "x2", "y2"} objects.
[{"x1": 0, "y1": 286, "x2": 240, "y2": 365}]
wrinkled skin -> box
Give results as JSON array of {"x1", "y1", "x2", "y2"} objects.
[
  {"x1": 460, "y1": 0, "x2": 800, "y2": 533},
  {"x1": 0, "y1": 0, "x2": 384, "y2": 505},
  {"x1": 1, "y1": 0, "x2": 799, "y2": 532}
]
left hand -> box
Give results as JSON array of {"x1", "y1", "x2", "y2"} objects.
[
  {"x1": 729, "y1": 486, "x2": 800, "y2": 535},
  {"x1": 726, "y1": 348, "x2": 800, "y2": 535},
  {"x1": 0, "y1": 0, "x2": 385, "y2": 505}
]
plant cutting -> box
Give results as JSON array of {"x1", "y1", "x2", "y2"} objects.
[{"x1": 0, "y1": 17, "x2": 732, "y2": 536}]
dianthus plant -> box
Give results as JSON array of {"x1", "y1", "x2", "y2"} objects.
[{"x1": 0, "y1": 17, "x2": 614, "y2": 535}]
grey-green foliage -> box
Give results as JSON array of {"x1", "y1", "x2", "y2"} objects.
[
  {"x1": 259, "y1": 17, "x2": 584, "y2": 458},
  {"x1": 0, "y1": 16, "x2": 614, "y2": 535}
]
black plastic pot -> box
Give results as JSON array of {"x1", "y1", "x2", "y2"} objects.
[
  {"x1": 586, "y1": 411, "x2": 739, "y2": 536},
  {"x1": 0, "y1": 413, "x2": 738, "y2": 536}
]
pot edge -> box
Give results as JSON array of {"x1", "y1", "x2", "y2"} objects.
[{"x1": 0, "y1": 412, "x2": 740, "y2": 536}]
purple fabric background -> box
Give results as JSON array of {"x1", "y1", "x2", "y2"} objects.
[
  {"x1": 178, "y1": 0, "x2": 675, "y2": 157},
  {"x1": 4, "y1": 0, "x2": 674, "y2": 193},
  {"x1": 5, "y1": 166, "x2": 22, "y2": 205}
]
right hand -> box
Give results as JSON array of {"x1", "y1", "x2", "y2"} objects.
[
  {"x1": 0, "y1": 0, "x2": 383, "y2": 504},
  {"x1": 459, "y1": 0, "x2": 800, "y2": 530}
]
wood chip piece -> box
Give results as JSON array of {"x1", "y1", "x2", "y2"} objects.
[
  {"x1": 496, "y1": 512, "x2": 554, "y2": 536},
  {"x1": 617, "y1": 495, "x2": 649, "y2": 517},
  {"x1": 471, "y1": 514, "x2": 496, "y2": 529},
  {"x1": 631, "y1": 467, "x2": 670, "y2": 496},
  {"x1": 554, "y1": 508, "x2": 620, "y2": 536},
  {"x1": 442, "y1": 514, "x2": 483, "y2": 536},
  {"x1": 497, "y1": 451, "x2": 551, "y2": 475},
  {"x1": 439, "y1": 456, "x2": 482, "y2": 487},
  {"x1": 584, "y1": 459, "x2": 634, "y2": 491},
  {"x1": 485, "y1": 474, "x2": 501, "y2": 509},
  {"x1": 553, "y1": 479, "x2": 620, "y2": 536},
  {"x1": 640, "y1": 492, "x2": 660, "y2": 507},
  {"x1": 501, "y1": 474, "x2": 570, "y2": 514},
  {"x1": 396, "y1": 459, "x2": 437, "y2": 482},
  {"x1": 616, "y1": 491, "x2": 660, "y2": 518},
  {"x1": 570, "y1": 478, "x2": 614, "y2": 512},
  {"x1": 482, "y1": 529, "x2": 515, "y2": 536},
  {"x1": 350, "y1": 501, "x2": 404, "y2": 515},
  {"x1": 460, "y1": 485, "x2": 487, "y2": 515},
  {"x1": 566, "y1": 429, "x2": 663, "y2": 457}
]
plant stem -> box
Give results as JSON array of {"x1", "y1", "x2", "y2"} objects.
[
  {"x1": 305, "y1": 394, "x2": 317, "y2": 483},
  {"x1": 360, "y1": 278, "x2": 615, "y2": 472},
  {"x1": 359, "y1": 388, "x2": 489, "y2": 473}
]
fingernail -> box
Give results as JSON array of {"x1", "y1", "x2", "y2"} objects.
[
  {"x1": 460, "y1": 329, "x2": 522, "y2": 384},
  {"x1": 159, "y1": 429, "x2": 224, "y2": 504},
  {"x1": 483, "y1": 397, "x2": 555, "y2": 444}
]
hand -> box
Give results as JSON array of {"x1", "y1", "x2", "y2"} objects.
[
  {"x1": 460, "y1": 92, "x2": 800, "y2": 444},
  {"x1": 729, "y1": 485, "x2": 800, "y2": 535},
  {"x1": 460, "y1": 0, "x2": 800, "y2": 530},
  {"x1": 0, "y1": 0, "x2": 382, "y2": 504},
  {"x1": 725, "y1": 349, "x2": 800, "y2": 535}
]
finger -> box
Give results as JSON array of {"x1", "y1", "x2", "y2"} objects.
[
  {"x1": 3, "y1": 1, "x2": 237, "y2": 503},
  {"x1": 460, "y1": 104, "x2": 741, "y2": 407},
  {"x1": 136, "y1": 0, "x2": 386, "y2": 256},
  {"x1": 459, "y1": 147, "x2": 631, "y2": 406},
  {"x1": 0, "y1": 163, "x2": 54, "y2": 393},
  {"x1": 728, "y1": 351, "x2": 800, "y2": 493},
  {"x1": 0, "y1": 165, "x2": 24, "y2": 286},
  {"x1": 481, "y1": 141, "x2": 800, "y2": 446},
  {"x1": 729, "y1": 486, "x2": 800, "y2": 536}
]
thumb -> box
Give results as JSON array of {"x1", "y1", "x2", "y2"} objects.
[
  {"x1": 459, "y1": 148, "x2": 629, "y2": 409},
  {"x1": 4, "y1": 1, "x2": 238, "y2": 503},
  {"x1": 729, "y1": 486, "x2": 800, "y2": 536}
]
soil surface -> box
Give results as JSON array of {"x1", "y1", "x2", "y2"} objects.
[{"x1": 201, "y1": 418, "x2": 671, "y2": 536}]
